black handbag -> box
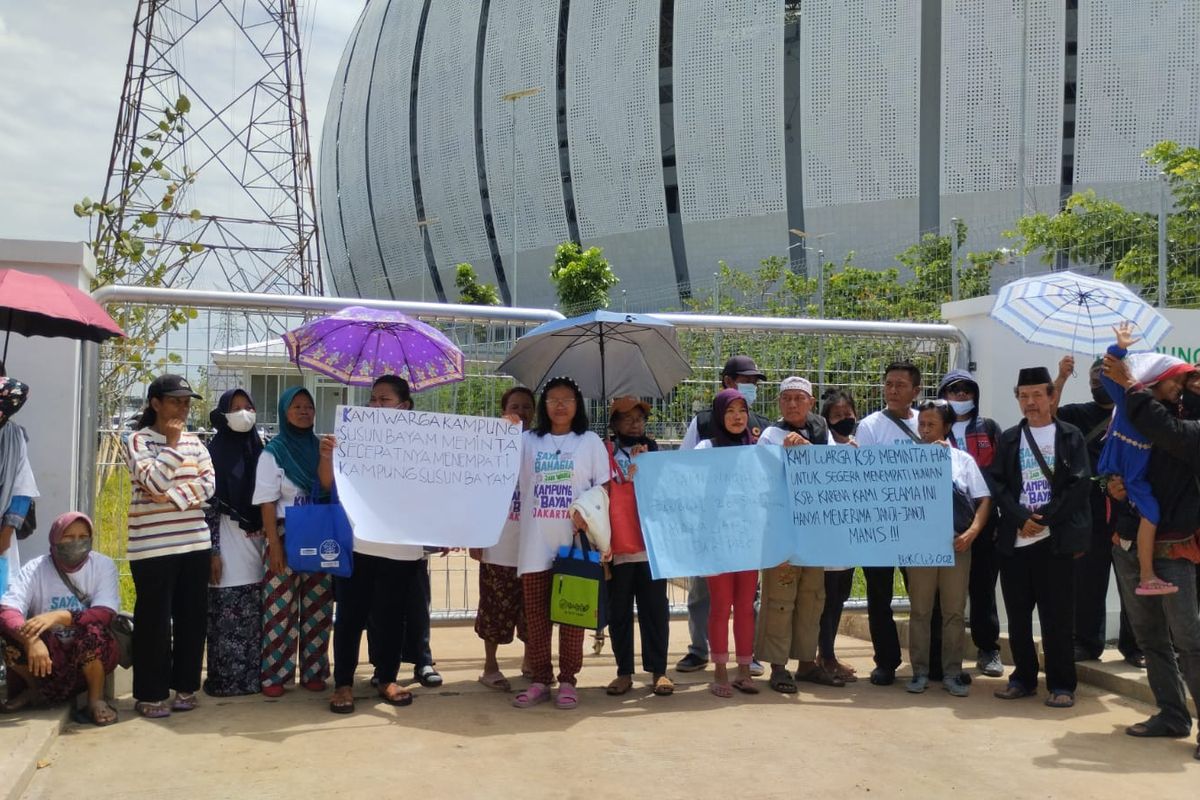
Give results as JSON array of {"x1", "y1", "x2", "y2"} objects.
[
  {"x1": 52, "y1": 559, "x2": 133, "y2": 669},
  {"x1": 15, "y1": 500, "x2": 35, "y2": 540}
]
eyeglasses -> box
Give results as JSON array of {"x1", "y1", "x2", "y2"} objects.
[{"x1": 546, "y1": 397, "x2": 577, "y2": 408}]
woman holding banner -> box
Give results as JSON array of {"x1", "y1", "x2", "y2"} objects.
[
  {"x1": 906, "y1": 400, "x2": 992, "y2": 697},
  {"x1": 326, "y1": 376, "x2": 426, "y2": 713},
  {"x1": 695, "y1": 389, "x2": 761, "y2": 697},
  {"x1": 511, "y1": 377, "x2": 609, "y2": 710},
  {"x1": 471, "y1": 386, "x2": 534, "y2": 693},
  {"x1": 253, "y1": 387, "x2": 334, "y2": 699},
  {"x1": 817, "y1": 389, "x2": 859, "y2": 683}
]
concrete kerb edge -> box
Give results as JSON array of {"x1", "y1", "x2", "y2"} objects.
[{"x1": 1, "y1": 705, "x2": 70, "y2": 800}]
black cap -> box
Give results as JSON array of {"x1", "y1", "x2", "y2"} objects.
[
  {"x1": 721, "y1": 355, "x2": 766, "y2": 381},
  {"x1": 1016, "y1": 366, "x2": 1053, "y2": 387},
  {"x1": 148, "y1": 374, "x2": 201, "y2": 399}
]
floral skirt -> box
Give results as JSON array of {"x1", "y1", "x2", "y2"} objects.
[
  {"x1": 3, "y1": 622, "x2": 118, "y2": 703},
  {"x1": 203, "y1": 584, "x2": 262, "y2": 696}
]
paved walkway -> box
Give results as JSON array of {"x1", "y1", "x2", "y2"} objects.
[{"x1": 12, "y1": 621, "x2": 1197, "y2": 798}]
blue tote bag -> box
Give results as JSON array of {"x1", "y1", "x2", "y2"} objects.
[{"x1": 284, "y1": 481, "x2": 354, "y2": 577}]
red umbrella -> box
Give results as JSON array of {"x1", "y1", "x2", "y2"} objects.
[{"x1": 0, "y1": 268, "x2": 126, "y2": 361}]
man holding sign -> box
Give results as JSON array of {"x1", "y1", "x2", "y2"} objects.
[
  {"x1": 990, "y1": 366, "x2": 1091, "y2": 709},
  {"x1": 755, "y1": 376, "x2": 843, "y2": 693}
]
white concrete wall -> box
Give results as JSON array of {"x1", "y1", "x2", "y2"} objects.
[{"x1": 0, "y1": 239, "x2": 95, "y2": 567}]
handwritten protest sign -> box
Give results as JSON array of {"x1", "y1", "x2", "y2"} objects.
[
  {"x1": 633, "y1": 447, "x2": 792, "y2": 579},
  {"x1": 332, "y1": 405, "x2": 522, "y2": 547},
  {"x1": 634, "y1": 444, "x2": 955, "y2": 578},
  {"x1": 784, "y1": 444, "x2": 954, "y2": 567}
]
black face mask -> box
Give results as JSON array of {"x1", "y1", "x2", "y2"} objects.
[
  {"x1": 1091, "y1": 386, "x2": 1112, "y2": 405},
  {"x1": 830, "y1": 418, "x2": 857, "y2": 437},
  {"x1": 1182, "y1": 390, "x2": 1200, "y2": 419},
  {"x1": 614, "y1": 433, "x2": 653, "y2": 449}
]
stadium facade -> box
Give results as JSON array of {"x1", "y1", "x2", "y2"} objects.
[{"x1": 318, "y1": 1, "x2": 1200, "y2": 309}]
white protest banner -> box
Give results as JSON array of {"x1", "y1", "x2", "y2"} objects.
[{"x1": 332, "y1": 405, "x2": 522, "y2": 547}]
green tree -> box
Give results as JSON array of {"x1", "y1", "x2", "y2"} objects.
[
  {"x1": 549, "y1": 241, "x2": 619, "y2": 314},
  {"x1": 1008, "y1": 140, "x2": 1200, "y2": 305},
  {"x1": 454, "y1": 262, "x2": 501, "y2": 305}
]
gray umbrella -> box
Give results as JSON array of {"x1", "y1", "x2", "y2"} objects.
[{"x1": 498, "y1": 310, "x2": 691, "y2": 400}]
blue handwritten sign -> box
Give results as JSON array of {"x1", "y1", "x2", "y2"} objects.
[
  {"x1": 784, "y1": 444, "x2": 955, "y2": 567},
  {"x1": 633, "y1": 447, "x2": 792, "y2": 579},
  {"x1": 634, "y1": 444, "x2": 956, "y2": 578}
]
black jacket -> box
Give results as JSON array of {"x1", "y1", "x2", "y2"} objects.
[
  {"x1": 766, "y1": 413, "x2": 830, "y2": 445},
  {"x1": 1125, "y1": 388, "x2": 1200, "y2": 540},
  {"x1": 989, "y1": 419, "x2": 1092, "y2": 556}
]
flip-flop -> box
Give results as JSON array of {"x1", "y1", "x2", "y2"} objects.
[
  {"x1": 993, "y1": 683, "x2": 1036, "y2": 700},
  {"x1": 1044, "y1": 691, "x2": 1075, "y2": 708},
  {"x1": 795, "y1": 665, "x2": 845, "y2": 687},
  {"x1": 171, "y1": 692, "x2": 198, "y2": 712},
  {"x1": 731, "y1": 677, "x2": 760, "y2": 695},
  {"x1": 512, "y1": 682, "x2": 550, "y2": 708},
  {"x1": 709, "y1": 682, "x2": 734, "y2": 698},
  {"x1": 606, "y1": 677, "x2": 633, "y2": 696},
  {"x1": 555, "y1": 684, "x2": 578, "y2": 710},
  {"x1": 134, "y1": 701, "x2": 171, "y2": 719},
  {"x1": 0, "y1": 688, "x2": 39, "y2": 713},
  {"x1": 1125, "y1": 717, "x2": 1190, "y2": 738},
  {"x1": 377, "y1": 683, "x2": 414, "y2": 707},
  {"x1": 652, "y1": 676, "x2": 675, "y2": 696},
  {"x1": 477, "y1": 671, "x2": 512, "y2": 692},
  {"x1": 1135, "y1": 578, "x2": 1179, "y2": 596}
]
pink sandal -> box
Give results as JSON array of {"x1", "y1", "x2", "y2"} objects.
[
  {"x1": 1136, "y1": 578, "x2": 1179, "y2": 596},
  {"x1": 555, "y1": 684, "x2": 578, "y2": 710},
  {"x1": 512, "y1": 682, "x2": 550, "y2": 708}
]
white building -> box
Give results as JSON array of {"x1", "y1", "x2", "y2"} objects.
[{"x1": 318, "y1": 0, "x2": 1200, "y2": 309}]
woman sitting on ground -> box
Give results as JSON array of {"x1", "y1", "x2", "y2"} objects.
[{"x1": 0, "y1": 512, "x2": 121, "y2": 726}]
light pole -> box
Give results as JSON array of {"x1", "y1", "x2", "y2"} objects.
[
  {"x1": 789, "y1": 229, "x2": 829, "y2": 390},
  {"x1": 1016, "y1": 0, "x2": 1029, "y2": 277},
  {"x1": 415, "y1": 217, "x2": 439, "y2": 302},
  {"x1": 500, "y1": 86, "x2": 543, "y2": 307}
]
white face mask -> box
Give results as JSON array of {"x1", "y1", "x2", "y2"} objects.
[
  {"x1": 225, "y1": 409, "x2": 257, "y2": 433},
  {"x1": 736, "y1": 382, "x2": 758, "y2": 405},
  {"x1": 948, "y1": 399, "x2": 975, "y2": 415}
]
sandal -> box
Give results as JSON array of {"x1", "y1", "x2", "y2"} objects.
[
  {"x1": 555, "y1": 684, "x2": 578, "y2": 710},
  {"x1": 134, "y1": 700, "x2": 171, "y2": 719},
  {"x1": 512, "y1": 682, "x2": 550, "y2": 708},
  {"x1": 652, "y1": 675, "x2": 675, "y2": 696},
  {"x1": 329, "y1": 687, "x2": 356, "y2": 714},
  {"x1": 731, "y1": 677, "x2": 760, "y2": 695},
  {"x1": 478, "y1": 671, "x2": 512, "y2": 692},
  {"x1": 1125, "y1": 716, "x2": 1190, "y2": 738},
  {"x1": 414, "y1": 665, "x2": 443, "y2": 688},
  {"x1": 377, "y1": 683, "x2": 414, "y2": 707},
  {"x1": 709, "y1": 682, "x2": 733, "y2": 698},
  {"x1": 1044, "y1": 691, "x2": 1075, "y2": 708},
  {"x1": 171, "y1": 692, "x2": 198, "y2": 712},
  {"x1": 606, "y1": 676, "x2": 633, "y2": 696},
  {"x1": 302, "y1": 679, "x2": 327, "y2": 692},
  {"x1": 795, "y1": 664, "x2": 845, "y2": 687},
  {"x1": 0, "y1": 688, "x2": 40, "y2": 713},
  {"x1": 993, "y1": 683, "x2": 1036, "y2": 700},
  {"x1": 1135, "y1": 578, "x2": 1179, "y2": 596},
  {"x1": 261, "y1": 684, "x2": 285, "y2": 698},
  {"x1": 76, "y1": 701, "x2": 117, "y2": 727},
  {"x1": 769, "y1": 667, "x2": 798, "y2": 694},
  {"x1": 829, "y1": 660, "x2": 858, "y2": 683}
]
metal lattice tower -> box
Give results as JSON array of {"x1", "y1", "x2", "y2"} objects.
[{"x1": 97, "y1": 0, "x2": 321, "y2": 296}]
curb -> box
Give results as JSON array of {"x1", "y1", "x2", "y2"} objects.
[
  {"x1": 0, "y1": 705, "x2": 69, "y2": 800},
  {"x1": 838, "y1": 608, "x2": 1196, "y2": 715}
]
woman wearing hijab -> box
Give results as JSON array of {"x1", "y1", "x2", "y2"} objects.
[
  {"x1": 0, "y1": 512, "x2": 121, "y2": 725},
  {"x1": 0, "y1": 377, "x2": 39, "y2": 594},
  {"x1": 203, "y1": 388, "x2": 265, "y2": 697},
  {"x1": 126, "y1": 374, "x2": 216, "y2": 719},
  {"x1": 252, "y1": 386, "x2": 333, "y2": 697},
  {"x1": 695, "y1": 388, "x2": 761, "y2": 697}
]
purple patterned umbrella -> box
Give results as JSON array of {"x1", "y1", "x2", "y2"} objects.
[{"x1": 282, "y1": 306, "x2": 465, "y2": 390}]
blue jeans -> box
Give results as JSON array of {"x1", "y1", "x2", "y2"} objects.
[{"x1": 1112, "y1": 544, "x2": 1200, "y2": 735}]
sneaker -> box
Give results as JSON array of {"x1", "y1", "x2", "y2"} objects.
[
  {"x1": 905, "y1": 675, "x2": 928, "y2": 693},
  {"x1": 748, "y1": 660, "x2": 765, "y2": 677},
  {"x1": 675, "y1": 653, "x2": 709, "y2": 673},
  {"x1": 977, "y1": 650, "x2": 1003, "y2": 678},
  {"x1": 869, "y1": 667, "x2": 896, "y2": 686},
  {"x1": 943, "y1": 676, "x2": 970, "y2": 697}
]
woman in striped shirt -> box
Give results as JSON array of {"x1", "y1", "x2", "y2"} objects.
[{"x1": 124, "y1": 374, "x2": 215, "y2": 718}]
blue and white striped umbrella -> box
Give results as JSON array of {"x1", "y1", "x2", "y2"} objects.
[{"x1": 989, "y1": 271, "x2": 1172, "y2": 355}]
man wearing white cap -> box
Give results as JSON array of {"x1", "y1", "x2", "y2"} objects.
[{"x1": 754, "y1": 377, "x2": 842, "y2": 691}]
